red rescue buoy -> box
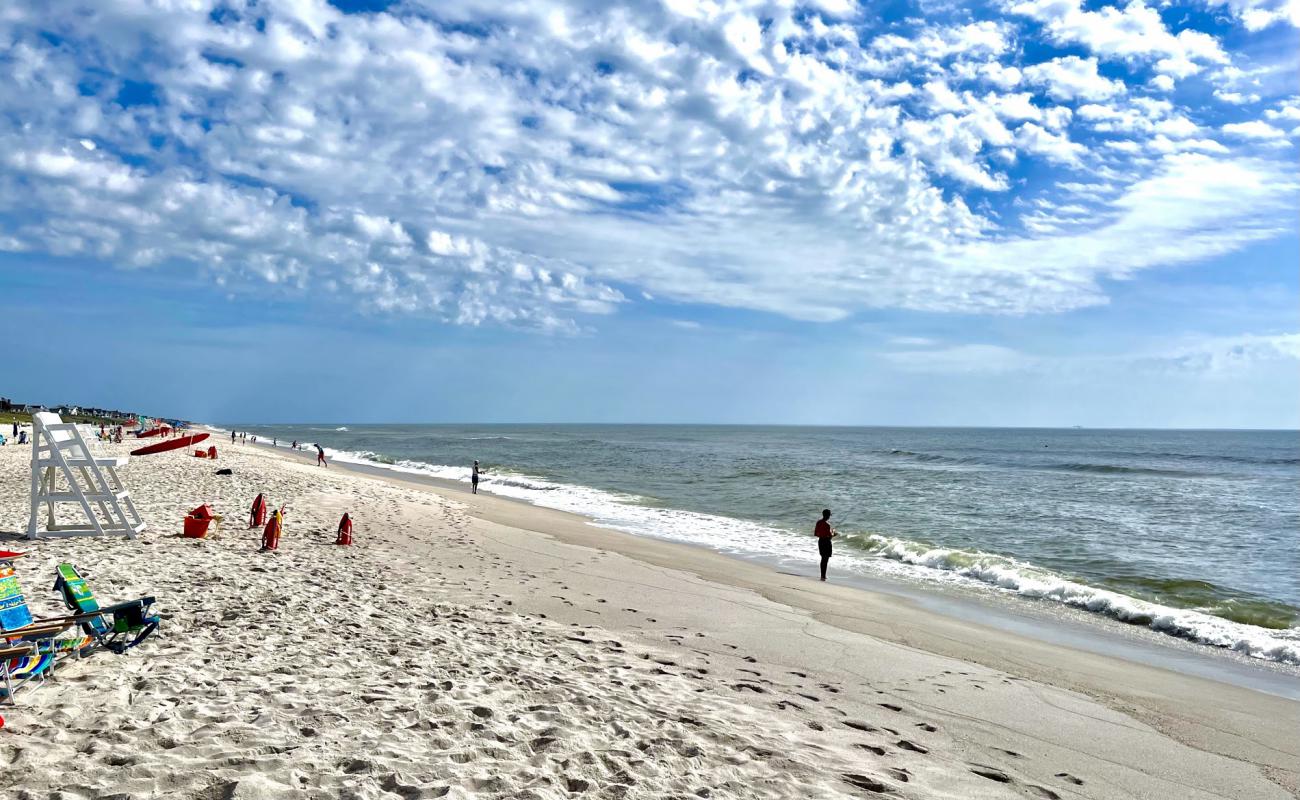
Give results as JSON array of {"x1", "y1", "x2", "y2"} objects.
[
  {"x1": 260, "y1": 507, "x2": 283, "y2": 552},
  {"x1": 249, "y1": 493, "x2": 267, "y2": 529},
  {"x1": 335, "y1": 513, "x2": 353, "y2": 546},
  {"x1": 207, "y1": 445, "x2": 218, "y2": 459}
]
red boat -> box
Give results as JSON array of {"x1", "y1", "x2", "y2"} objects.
[
  {"x1": 131, "y1": 432, "x2": 209, "y2": 456},
  {"x1": 135, "y1": 427, "x2": 169, "y2": 438}
]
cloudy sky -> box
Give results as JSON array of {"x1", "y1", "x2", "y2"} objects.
[{"x1": 0, "y1": 0, "x2": 1296, "y2": 427}]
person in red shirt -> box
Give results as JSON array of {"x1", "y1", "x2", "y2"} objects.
[{"x1": 814, "y1": 508, "x2": 836, "y2": 581}]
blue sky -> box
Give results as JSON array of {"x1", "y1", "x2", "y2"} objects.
[{"x1": 0, "y1": 0, "x2": 1296, "y2": 427}]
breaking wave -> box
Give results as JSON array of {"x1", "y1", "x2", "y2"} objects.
[{"x1": 317, "y1": 444, "x2": 1299, "y2": 666}]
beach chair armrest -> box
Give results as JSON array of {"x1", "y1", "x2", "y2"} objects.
[
  {"x1": 97, "y1": 598, "x2": 150, "y2": 616},
  {"x1": 1, "y1": 643, "x2": 37, "y2": 657},
  {"x1": 4, "y1": 621, "x2": 72, "y2": 639},
  {"x1": 34, "y1": 612, "x2": 103, "y2": 626}
]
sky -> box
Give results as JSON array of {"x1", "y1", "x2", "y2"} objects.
[{"x1": 0, "y1": 0, "x2": 1296, "y2": 427}]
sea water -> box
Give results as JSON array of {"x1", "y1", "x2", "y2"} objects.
[{"x1": 236, "y1": 424, "x2": 1300, "y2": 665}]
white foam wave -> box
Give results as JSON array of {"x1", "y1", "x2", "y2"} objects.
[
  {"x1": 320, "y1": 447, "x2": 1300, "y2": 666},
  {"x1": 860, "y1": 535, "x2": 1300, "y2": 665},
  {"x1": 335, "y1": 426, "x2": 349, "y2": 431}
]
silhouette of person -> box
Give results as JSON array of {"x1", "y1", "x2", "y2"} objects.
[{"x1": 814, "y1": 509, "x2": 837, "y2": 581}]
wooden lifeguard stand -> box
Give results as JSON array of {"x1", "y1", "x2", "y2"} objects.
[{"x1": 26, "y1": 413, "x2": 145, "y2": 539}]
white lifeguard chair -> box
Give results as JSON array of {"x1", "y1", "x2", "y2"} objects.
[{"x1": 27, "y1": 412, "x2": 145, "y2": 539}]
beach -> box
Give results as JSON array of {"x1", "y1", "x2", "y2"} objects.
[{"x1": 1, "y1": 436, "x2": 1297, "y2": 799}]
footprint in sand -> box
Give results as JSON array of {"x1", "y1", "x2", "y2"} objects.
[
  {"x1": 969, "y1": 765, "x2": 1013, "y2": 783},
  {"x1": 841, "y1": 773, "x2": 889, "y2": 792},
  {"x1": 886, "y1": 767, "x2": 910, "y2": 783}
]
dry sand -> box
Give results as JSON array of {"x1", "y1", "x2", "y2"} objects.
[{"x1": 0, "y1": 435, "x2": 1296, "y2": 799}]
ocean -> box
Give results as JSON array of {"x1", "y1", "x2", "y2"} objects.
[{"x1": 234, "y1": 424, "x2": 1300, "y2": 666}]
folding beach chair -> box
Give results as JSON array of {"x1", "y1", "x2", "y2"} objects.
[
  {"x1": 53, "y1": 564, "x2": 159, "y2": 655},
  {"x1": 1, "y1": 642, "x2": 50, "y2": 702},
  {"x1": 0, "y1": 561, "x2": 96, "y2": 702}
]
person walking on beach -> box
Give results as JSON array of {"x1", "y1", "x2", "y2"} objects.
[
  {"x1": 231, "y1": 429, "x2": 236, "y2": 444},
  {"x1": 815, "y1": 509, "x2": 837, "y2": 582},
  {"x1": 471, "y1": 460, "x2": 481, "y2": 494},
  {"x1": 316, "y1": 444, "x2": 328, "y2": 467}
]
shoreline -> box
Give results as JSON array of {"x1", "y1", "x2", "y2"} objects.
[
  {"x1": 258, "y1": 439, "x2": 1300, "y2": 795},
  {"x1": 253, "y1": 435, "x2": 1300, "y2": 699},
  {"x1": 4, "y1": 435, "x2": 1297, "y2": 798}
]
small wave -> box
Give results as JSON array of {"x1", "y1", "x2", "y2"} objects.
[
  {"x1": 1135, "y1": 451, "x2": 1300, "y2": 467},
  {"x1": 1047, "y1": 462, "x2": 1202, "y2": 478},
  {"x1": 463, "y1": 436, "x2": 513, "y2": 441},
  {"x1": 885, "y1": 449, "x2": 973, "y2": 465},
  {"x1": 855, "y1": 534, "x2": 1300, "y2": 665},
  {"x1": 335, "y1": 426, "x2": 349, "y2": 431}
]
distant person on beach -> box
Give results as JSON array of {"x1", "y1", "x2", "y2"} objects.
[
  {"x1": 316, "y1": 444, "x2": 328, "y2": 467},
  {"x1": 471, "y1": 460, "x2": 481, "y2": 494},
  {"x1": 231, "y1": 430, "x2": 236, "y2": 443},
  {"x1": 815, "y1": 509, "x2": 837, "y2": 581}
]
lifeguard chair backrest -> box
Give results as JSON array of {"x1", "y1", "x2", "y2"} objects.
[
  {"x1": 32, "y1": 412, "x2": 88, "y2": 461},
  {"x1": 0, "y1": 561, "x2": 35, "y2": 633}
]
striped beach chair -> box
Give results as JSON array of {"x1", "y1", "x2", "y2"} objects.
[
  {"x1": 52, "y1": 564, "x2": 159, "y2": 655},
  {"x1": 0, "y1": 558, "x2": 96, "y2": 702}
]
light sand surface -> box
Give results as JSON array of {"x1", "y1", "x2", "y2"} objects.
[{"x1": 0, "y1": 436, "x2": 1296, "y2": 799}]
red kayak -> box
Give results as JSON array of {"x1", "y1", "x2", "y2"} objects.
[
  {"x1": 136, "y1": 427, "x2": 169, "y2": 438},
  {"x1": 131, "y1": 432, "x2": 209, "y2": 456}
]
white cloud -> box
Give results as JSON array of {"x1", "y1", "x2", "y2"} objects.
[
  {"x1": 1202, "y1": 0, "x2": 1300, "y2": 31},
  {"x1": 1011, "y1": 0, "x2": 1228, "y2": 77},
  {"x1": 1136, "y1": 333, "x2": 1300, "y2": 374},
  {"x1": 0, "y1": 0, "x2": 1292, "y2": 331},
  {"x1": 1024, "y1": 56, "x2": 1125, "y2": 102},
  {"x1": 1222, "y1": 120, "x2": 1287, "y2": 138}
]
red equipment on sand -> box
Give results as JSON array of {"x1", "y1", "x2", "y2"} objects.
[
  {"x1": 207, "y1": 445, "x2": 217, "y2": 459},
  {"x1": 248, "y1": 494, "x2": 267, "y2": 529},
  {"x1": 184, "y1": 504, "x2": 216, "y2": 538},
  {"x1": 335, "y1": 513, "x2": 353, "y2": 546},
  {"x1": 131, "y1": 432, "x2": 209, "y2": 456},
  {"x1": 260, "y1": 507, "x2": 284, "y2": 552}
]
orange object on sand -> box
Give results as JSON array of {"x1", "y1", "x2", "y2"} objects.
[
  {"x1": 184, "y1": 504, "x2": 215, "y2": 538},
  {"x1": 207, "y1": 445, "x2": 218, "y2": 459},
  {"x1": 260, "y1": 508, "x2": 283, "y2": 551},
  {"x1": 335, "y1": 513, "x2": 353, "y2": 546},
  {"x1": 193, "y1": 449, "x2": 206, "y2": 457}
]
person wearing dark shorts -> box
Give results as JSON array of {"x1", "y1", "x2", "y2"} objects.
[
  {"x1": 471, "y1": 460, "x2": 481, "y2": 494},
  {"x1": 815, "y1": 509, "x2": 836, "y2": 581}
]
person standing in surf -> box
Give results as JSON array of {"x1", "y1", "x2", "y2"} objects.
[
  {"x1": 471, "y1": 460, "x2": 481, "y2": 494},
  {"x1": 316, "y1": 443, "x2": 328, "y2": 467},
  {"x1": 815, "y1": 509, "x2": 836, "y2": 581}
]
